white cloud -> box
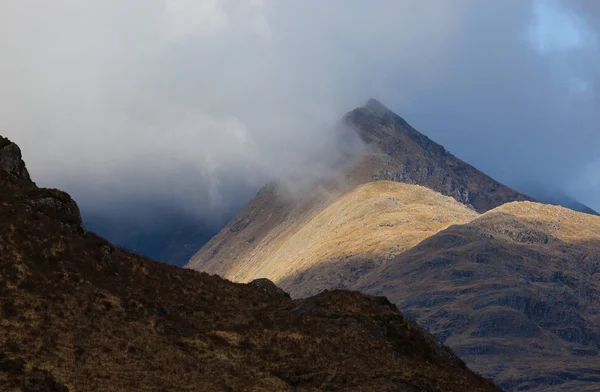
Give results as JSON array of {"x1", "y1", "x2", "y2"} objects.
[{"x1": 0, "y1": 0, "x2": 598, "y2": 219}]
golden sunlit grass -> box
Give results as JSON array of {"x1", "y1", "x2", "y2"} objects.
[{"x1": 222, "y1": 181, "x2": 478, "y2": 293}]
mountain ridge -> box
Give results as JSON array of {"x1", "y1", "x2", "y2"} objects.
[
  {"x1": 81, "y1": 99, "x2": 595, "y2": 264},
  {"x1": 340, "y1": 99, "x2": 533, "y2": 213}
]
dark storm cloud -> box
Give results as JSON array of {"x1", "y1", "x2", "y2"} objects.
[{"x1": 0, "y1": 0, "x2": 598, "y2": 222}]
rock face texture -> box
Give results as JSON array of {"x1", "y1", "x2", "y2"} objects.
[
  {"x1": 248, "y1": 278, "x2": 292, "y2": 300},
  {"x1": 0, "y1": 135, "x2": 500, "y2": 391},
  {"x1": 0, "y1": 136, "x2": 84, "y2": 234},
  {"x1": 344, "y1": 99, "x2": 532, "y2": 213},
  {"x1": 0, "y1": 136, "x2": 31, "y2": 182}
]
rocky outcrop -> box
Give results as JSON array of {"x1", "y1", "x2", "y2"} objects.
[
  {"x1": 0, "y1": 135, "x2": 85, "y2": 234},
  {"x1": 26, "y1": 189, "x2": 86, "y2": 234},
  {"x1": 0, "y1": 136, "x2": 31, "y2": 182},
  {"x1": 248, "y1": 278, "x2": 291, "y2": 300}
]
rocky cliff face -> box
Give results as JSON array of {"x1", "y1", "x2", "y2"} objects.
[
  {"x1": 0, "y1": 136, "x2": 31, "y2": 182},
  {"x1": 341, "y1": 99, "x2": 532, "y2": 212}
]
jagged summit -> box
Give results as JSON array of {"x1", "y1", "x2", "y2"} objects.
[
  {"x1": 0, "y1": 136, "x2": 31, "y2": 182},
  {"x1": 341, "y1": 100, "x2": 532, "y2": 212},
  {"x1": 362, "y1": 98, "x2": 393, "y2": 116}
]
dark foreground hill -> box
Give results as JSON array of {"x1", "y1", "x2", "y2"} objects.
[{"x1": 0, "y1": 136, "x2": 500, "y2": 391}]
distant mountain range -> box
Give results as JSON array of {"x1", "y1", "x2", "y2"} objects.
[
  {"x1": 83, "y1": 211, "x2": 220, "y2": 267},
  {"x1": 188, "y1": 100, "x2": 600, "y2": 391}
]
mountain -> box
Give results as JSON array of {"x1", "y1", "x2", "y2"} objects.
[
  {"x1": 273, "y1": 198, "x2": 600, "y2": 391},
  {"x1": 0, "y1": 136, "x2": 501, "y2": 392},
  {"x1": 527, "y1": 186, "x2": 599, "y2": 216},
  {"x1": 342, "y1": 99, "x2": 533, "y2": 213},
  {"x1": 82, "y1": 99, "x2": 596, "y2": 265},
  {"x1": 187, "y1": 101, "x2": 600, "y2": 391},
  {"x1": 85, "y1": 97, "x2": 536, "y2": 266},
  {"x1": 187, "y1": 99, "x2": 532, "y2": 275},
  {"x1": 188, "y1": 188, "x2": 600, "y2": 392},
  {"x1": 83, "y1": 211, "x2": 220, "y2": 266},
  {"x1": 349, "y1": 202, "x2": 600, "y2": 391},
  {"x1": 189, "y1": 181, "x2": 478, "y2": 291}
]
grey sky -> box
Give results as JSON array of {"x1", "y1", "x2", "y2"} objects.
[{"x1": 1, "y1": 0, "x2": 598, "y2": 222}]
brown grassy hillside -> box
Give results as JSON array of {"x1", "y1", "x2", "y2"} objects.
[
  {"x1": 0, "y1": 138, "x2": 501, "y2": 391},
  {"x1": 190, "y1": 174, "x2": 600, "y2": 391},
  {"x1": 277, "y1": 201, "x2": 600, "y2": 392},
  {"x1": 193, "y1": 181, "x2": 478, "y2": 297}
]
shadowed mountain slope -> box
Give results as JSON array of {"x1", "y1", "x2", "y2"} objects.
[
  {"x1": 344, "y1": 202, "x2": 600, "y2": 391},
  {"x1": 0, "y1": 136, "x2": 501, "y2": 391},
  {"x1": 343, "y1": 99, "x2": 532, "y2": 213},
  {"x1": 271, "y1": 200, "x2": 600, "y2": 391}
]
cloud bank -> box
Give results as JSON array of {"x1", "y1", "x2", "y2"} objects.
[{"x1": 1, "y1": 0, "x2": 598, "y2": 225}]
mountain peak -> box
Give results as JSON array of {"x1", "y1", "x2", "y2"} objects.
[
  {"x1": 363, "y1": 98, "x2": 391, "y2": 115},
  {"x1": 0, "y1": 136, "x2": 32, "y2": 182}
]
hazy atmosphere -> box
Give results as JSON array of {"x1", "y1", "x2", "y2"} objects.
[{"x1": 1, "y1": 0, "x2": 599, "y2": 255}]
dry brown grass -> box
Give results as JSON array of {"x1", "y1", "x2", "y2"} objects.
[
  {"x1": 0, "y1": 168, "x2": 501, "y2": 391},
  {"x1": 190, "y1": 173, "x2": 600, "y2": 391},
  {"x1": 197, "y1": 181, "x2": 478, "y2": 297},
  {"x1": 270, "y1": 194, "x2": 600, "y2": 391}
]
